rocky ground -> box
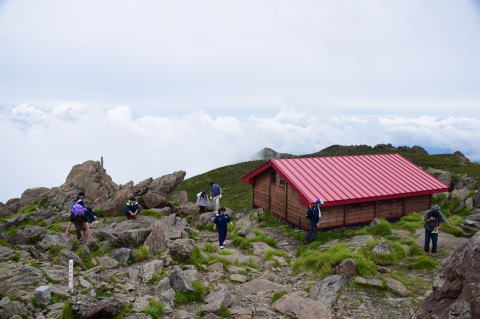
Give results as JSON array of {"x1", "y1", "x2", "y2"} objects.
[{"x1": 0, "y1": 161, "x2": 479, "y2": 319}]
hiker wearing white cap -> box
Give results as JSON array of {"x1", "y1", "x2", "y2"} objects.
[{"x1": 304, "y1": 199, "x2": 324, "y2": 243}]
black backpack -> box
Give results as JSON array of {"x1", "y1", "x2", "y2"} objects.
[{"x1": 306, "y1": 208, "x2": 314, "y2": 220}]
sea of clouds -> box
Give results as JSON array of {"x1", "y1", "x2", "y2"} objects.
[{"x1": 0, "y1": 104, "x2": 478, "y2": 202}]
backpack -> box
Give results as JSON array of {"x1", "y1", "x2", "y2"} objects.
[
  {"x1": 71, "y1": 204, "x2": 85, "y2": 216},
  {"x1": 306, "y1": 208, "x2": 314, "y2": 220}
]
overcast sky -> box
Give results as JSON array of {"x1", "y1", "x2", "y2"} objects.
[{"x1": 0, "y1": 0, "x2": 479, "y2": 201}]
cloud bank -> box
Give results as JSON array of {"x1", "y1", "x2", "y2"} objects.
[{"x1": 1, "y1": 105, "x2": 478, "y2": 202}]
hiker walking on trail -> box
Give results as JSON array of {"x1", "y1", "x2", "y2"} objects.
[
  {"x1": 424, "y1": 205, "x2": 445, "y2": 255},
  {"x1": 196, "y1": 191, "x2": 209, "y2": 213},
  {"x1": 304, "y1": 199, "x2": 324, "y2": 243},
  {"x1": 125, "y1": 198, "x2": 140, "y2": 219},
  {"x1": 214, "y1": 207, "x2": 230, "y2": 249},
  {"x1": 74, "y1": 192, "x2": 96, "y2": 223},
  {"x1": 209, "y1": 182, "x2": 222, "y2": 212},
  {"x1": 65, "y1": 202, "x2": 91, "y2": 240}
]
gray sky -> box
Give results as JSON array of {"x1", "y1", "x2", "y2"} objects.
[{"x1": 0, "y1": 0, "x2": 479, "y2": 201}]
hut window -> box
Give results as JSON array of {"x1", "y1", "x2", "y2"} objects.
[
  {"x1": 271, "y1": 171, "x2": 276, "y2": 183},
  {"x1": 279, "y1": 179, "x2": 286, "y2": 185}
]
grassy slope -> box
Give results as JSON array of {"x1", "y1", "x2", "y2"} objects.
[{"x1": 178, "y1": 145, "x2": 480, "y2": 212}]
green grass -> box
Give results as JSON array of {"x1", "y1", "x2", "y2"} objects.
[
  {"x1": 113, "y1": 304, "x2": 133, "y2": 319},
  {"x1": 293, "y1": 243, "x2": 377, "y2": 278},
  {"x1": 141, "y1": 209, "x2": 166, "y2": 219},
  {"x1": 9, "y1": 254, "x2": 20, "y2": 262},
  {"x1": 230, "y1": 227, "x2": 276, "y2": 251},
  {"x1": 393, "y1": 213, "x2": 424, "y2": 232},
  {"x1": 50, "y1": 294, "x2": 67, "y2": 304},
  {"x1": 271, "y1": 291, "x2": 288, "y2": 304},
  {"x1": 363, "y1": 219, "x2": 393, "y2": 237},
  {"x1": 413, "y1": 256, "x2": 438, "y2": 270},
  {"x1": 131, "y1": 245, "x2": 151, "y2": 263},
  {"x1": 264, "y1": 249, "x2": 287, "y2": 261},
  {"x1": 440, "y1": 222, "x2": 464, "y2": 237},
  {"x1": 62, "y1": 301, "x2": 75, "y2": 319},
  {"x1": 188, "y1": 247, "x2": 210, "y2": 269},
  {"x1": 142, "y1": 299, "x2": 164, "y2": 319},
  {"x1": 175, "y1": 281, "x2": 208, "y2": 305},
  {"x1": 365, "y1": 242, "x2": 406, "y2": 266},
  {"x1": 177, "y1": 160, "x2": 264, "y2": 212}
]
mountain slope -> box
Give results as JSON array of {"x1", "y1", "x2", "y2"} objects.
[{"x1": 178, "y1": 144, "x2": 480, "y2": 212}]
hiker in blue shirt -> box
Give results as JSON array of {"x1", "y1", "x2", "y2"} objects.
[
  {"x1": 213, "y1": 207, "x2": 230, "y2": 249},
  {"x1": 125, "y1": 198, "x2": 140, "y2": 219},
  {"x1": 209, "y1": 182, "x2": 222, "y2": 212},
  {"x1": 304, "y1": 199, "x2": 324, "y2": 243}
]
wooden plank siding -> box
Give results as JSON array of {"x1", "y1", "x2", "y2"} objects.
[
  {"x1": 253, "y1": 170, "x2": 269, "y2": 209},
  {"x1": 404, "y1": 195, "x2": 431, "y2": 214},
  {"x1": 252, "y1": 171, "x2": 432, "y2": 230}
]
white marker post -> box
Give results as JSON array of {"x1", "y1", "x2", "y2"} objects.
[{"x1": 68, "y1": 259, "x2": 74, "y2": 293}]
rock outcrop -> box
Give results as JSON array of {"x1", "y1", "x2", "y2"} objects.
[{"x1": 413, "y1": 232, "x2": 480, "y2": 319}]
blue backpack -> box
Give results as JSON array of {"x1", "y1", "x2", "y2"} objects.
[{"x1": 71, "y1": 204, "x2": 85, "y2": 217}]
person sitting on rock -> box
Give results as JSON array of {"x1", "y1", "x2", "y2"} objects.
[
  {"x1": 209, "y1": 182, "x2": 222, "y2": 212},
  {"x1": 424, "y1": 205, "x2": 445, "y2": 255},
  {"x1": 65, "y1": 202, "x2": 91, "y2": 240},
  {"x1": 213, "y1": 207, "x2": 231, "y2": 249},
  {"x1": 196, "y1": 191, "x2": 209, "y2": 213},
  {"x1": 125, "y1": 198, "x2": 140, "y2": 219}
]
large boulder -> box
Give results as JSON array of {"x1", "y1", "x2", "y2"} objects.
[
  {"x1": 142, "y1": 259, "x2": 164, "y2": 283},
  {"x1": 144, "y1": 214, "x2": 189, "y2": 253},
  {"x1": 36, "y1": 233, "x2": 73, "y2": 251},
  {"x1": 192, "y1": 212, "x2": 215, "y2": 227},
  {"x1": 154, "y1": 277, "x2": 176, "y2": 306},
  {"x1": 111, "y1": 248, "x2": 131, "y2": 263},
  {"x1": 169, "y1": 239, "x2": 195, "y2": 259},
  {"x1": 60, "y1": 249, "x2": 85, "y2": 270},
  {"x1": 18, "y1": 187, "x2": 50, "y2": 208},
  {"x1": 461, "y1": 209, "x2": 480, "y2": 233},
  {"x1": 132, "y1": 178, "x2": 153, "y2": 196},
  {"x1": 0, "y1": 264, "x2": 47, "y2": 297},
  {"x1": 148, "y1": 171, "x2": 186, "y2": 194},
  {"x1": 44, "y1": 185, "x2": 80, "y2": 211},
  {"x1": 4, "y1": 198, "x2": 20, "y2": 215},
  {"x1": 169, "y1": 266, "x2": 194, "y2": 292},
  {"x1": 200, "y1": 289, "x2": 232, "y2": 314},
  {"x1": 174, "y1": 203, "x2": 198, "y2": 217},
  {"x1": 426, "y1": 168, "x2": 452, "y2": 187},
  {"x1": 71, "y1": 295, "x2": 125, "y2": 319},
  {"x1": 0, "y1": 246, "x2": 15, "y2": 262},
  {"x1": 0, "y1": 296, "x2": 29, "y2": 319},
  {"x1": 100, "y1": 216, "x2": 155, "y2": 249},
  {"x1": 170, "y1": 191, "x2": 189, "y2": 205},
  {"x1": 309, "y1": 275, "x2": 347, "y2": 306},
  {"x1": 413, "y1": 232, "x2": 480, "y2": 319},
  {"x1": 101, "y1": 182, "x2": 134, "y2": 216},
  {"x1": 65, "y1": 160, "x2": 117, "y2": 201},
  {"x1": 0, "y1": 202, "x2": 13, "y2": 217},
  {"x1": 9, "y1": 225, "x2": 47, "y2": 245},
  {"x1": 139, "y1": 192, "x2": 169, "y2": 209},
  {"x1": 271, "y1": 294, "x2": 332, "y2": 319}
]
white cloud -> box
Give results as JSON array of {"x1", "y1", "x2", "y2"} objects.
[{"x1": 1, "y1": 105, "x2": 478, "y2": 202}]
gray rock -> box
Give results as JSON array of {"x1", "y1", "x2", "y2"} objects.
[
  {"x1": 252, "y1": 241, "x2": 271, "y2": 256},
  {"x1": 18, "y1": 187, "x2": 50, "y2": 209},
  {"x1": 202, "y1": 314, "x2": 221, "y2": 319},
  {"x1": 111, "y1": 248, "x2": 131, "y2": 263},
  {"x1": 0, "y1": 245, "x2": 15, "y2": 262},
  {"x1": 60, "y1": 249, "x2": 85, "y2": 270},
  {"x1": 236, "y1": 228, "x2": 249, "y2": 237},
  {"x1": 385, "y1": 277, "x2": 410, "y2": 297},
  {"x1": 201, "y1": 289, "x2": 232, "y2": 314},
  {"x1": 132, "y1": 178, "x2": 153, "y2": 196},
  {"x1": 128, "y1": 267, "x2": 140, "y2": 282},
  {"x1": 35, "y1": 233, "x2": 73, "y2": 251},
  {"x1": 229, "y1": 274, "x2": 248, "y2": 283},
  {"x1": 347, "y1": 235, "x2": 374, "y2": 246},
  {"x1": 372, "y1": 242, "x2": 390, "y2": 255},
  {"x1": 309, "y1": 275, "x2": 347, "y2": 306},
  {"x1": 174, "y1": 309, "x2": 196, "y2": 319},
  {"x1": 169, "y1": 266, "x2": 193, "y2": 292},
  {"x1": 82, "y1": 245, "x2": 91, "y2": 260},
  {"x1": 79, "y1": 277, "x2": 93, "y2": 289},
  {"x1": 174, "y1": 203, "x2": 198, "y2": 217},
  {"x1": 333, "y1": 258, "x2": 357, "y2": 277},
  {"x1": 132, "y1": 295, "x2": 156, "y2": 312},
  {"x1": 140, "y1": 192, "x2": 169, "y2": 209},
  {"x1": 0, "y1": 264, "x2": 47, "y2": 297},
  {"x1": 125, "y1": 314, "x2": 152, "y2": 319},
  {"x1": 97, "y1": 256, "x2": 119, "y2": 269},
  {"x1": 170, "y1": 191, "x2": 189, "y2": 205},
  {"x1": 142, "y1": 259, "x2": 164, "y2": 283},
  {"x1": 271, "y1": 294, "x2": 332, "y2": 319},
  {"x1": 354, "y1": 276, "x2": 383, "y2": 288},
  {"x1": 0, "y1": 296, "x2": 29, "y2": 319},
  {"x1": 101, "y1": 216, "x2": 155, "y2": 249},
  {"x1": 9, "y1": 225, "x2": 47, "y2": 245},
  {"x1": 34, "y1": 286, "x2": 51, "y2": 307},
  {"x1": 71, "y1": 295, "x2": 124, "y2": 318},
  {"x1": 462, "y1": 210, "x2": 480, "y2": 233},
  {"x1": 144, "y1": 214, "x2": 189, "y2": 253},
  {"x1": 154, "y1": 277, "x2": 175, "y2": 306},
  {"x1": 148, "y1": 171, "x2": 186, "y2": 194},
  {"x1": 169, "y1": 239, "x2": 194, "y2": 259}
]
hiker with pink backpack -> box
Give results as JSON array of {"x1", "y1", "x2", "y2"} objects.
[{"x1": 65, "y1": 201, "x2": 91, "y2": 240}]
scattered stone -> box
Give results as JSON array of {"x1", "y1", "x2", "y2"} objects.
[
  {"x1": 236, "y1": 228, "x2": 249, "y2": 237},
  {"x1": 97, "y1": 256, "x2": 119, "y2": 269},
  {"x1": 333, "y1": 258, "x2": 357, "y2": 277},
  {"x1": 347, "y1": 235, "x2": 374, "y2": 246},
  {"x1": 154, "y1": 277, "x2": 176, "y2": 306},
  {"x1": 128, "y1": 267, "x2": 140, "y2": 282},
  {"x1": 229, "y1": 307, "x2": 253, "y2": 319},
  {"x1": 252, "y1": 242, "x2": 271, "y2": 256},
  {"x1": 271, "y1": 294, "x2": 332, "y2": 319},
  {"x1": 377, "y1": 266, "x2": 390, "y2": 273},
  {"x1": 34, "y1": 285, "x2": 51, "y2": 307},
  {"x1": 36, "y1": 233, "x2": 73, "y2": 251},
  {"x1": 142, "y1": 259, "x2": 164, "y2": 283},
  {"x1": 60, "y1": 249, "x2": 85, "y2": 269},
  {"x1": 309, "y1": 275, "x2": 347, "y2": 306},
  {"x1": 372, "y1": 242, "x2": 390, "y2": 255},
  {"x1": 132, "y1": 295, "x2": 156, "y2": 312},
  {"x1": 111, "y1": 248, "x2": 131, "y2": 263},
  {"x1": 208, "y1": 272, "x2": 224, "y2": 282},
  {"x1": 230, "y1": 274, "x2": 248, "y2": 283},
  {"x1": 175, "y1": 309, "x2": 196, "y2": 319},
  {"x1": 201, "y1": 289, "x2": 232, "y2": 314},
  {"x1": 0, "y1": 245, "x2": 15, "y2": 262},
  {"x1": 169, "y1": 266, "x2": 193, "y2": 292},
  {"x1": 144, "y1": 214, "x2": 189, "y2": 253},
  {"x1": 241, "y1": 279, "x2": 284, "y2": 292},
  {"x1": 169, "y1": 239, "x2": 194, "y2": 259},
  {"x1": 79, "y1": 277, "x2": 93, "y2": 289},
  {"x1": 0, "y1": 296, "x2": 29, "y2": 319},
  {"x1": 354, "y1": 276, "x2": 383, "y2": 288},
  {"x1": 71, "y1": 295, "x2": 124, "y2": 318},
  {"x1": 385, "y1": 277, "x2": 410, "y2": 297}
]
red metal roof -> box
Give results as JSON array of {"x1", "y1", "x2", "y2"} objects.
[{"x1": 242, "y1": 154, "x2": 449, "y2": 207}]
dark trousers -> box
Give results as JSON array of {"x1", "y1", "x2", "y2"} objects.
[
  {"x1": 74, "y1": 220, "x2": 86, "y2": 240},
  {"x1": 199, "y1": 206, "x2": 206, "y2": 213},
  {"x1": 304, "y1": 220, "x2": 318, "y2": 242},
  {"x1": 424, "y1": 229, "x2": 439, "y2": 253},
  {"x1": 218, "y1": 227, "x2": 227, "y2": 246}
]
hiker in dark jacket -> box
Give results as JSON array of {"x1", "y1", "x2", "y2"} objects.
[
  {"x1": 423, "y1": 205, "x2": 445, "y2": 255},
  {"x1": 304, "y1": 199, "x2": 324, "y2": 243},
  {"x1": 125, "y1": 198, "x2": 140, "y2": 219},
  {"x1": 73, "y1": 192, "x2": 96, "y2": 223},
  {"x1": 213, "y1": 207, "x2": 230, "y2": 248}
]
